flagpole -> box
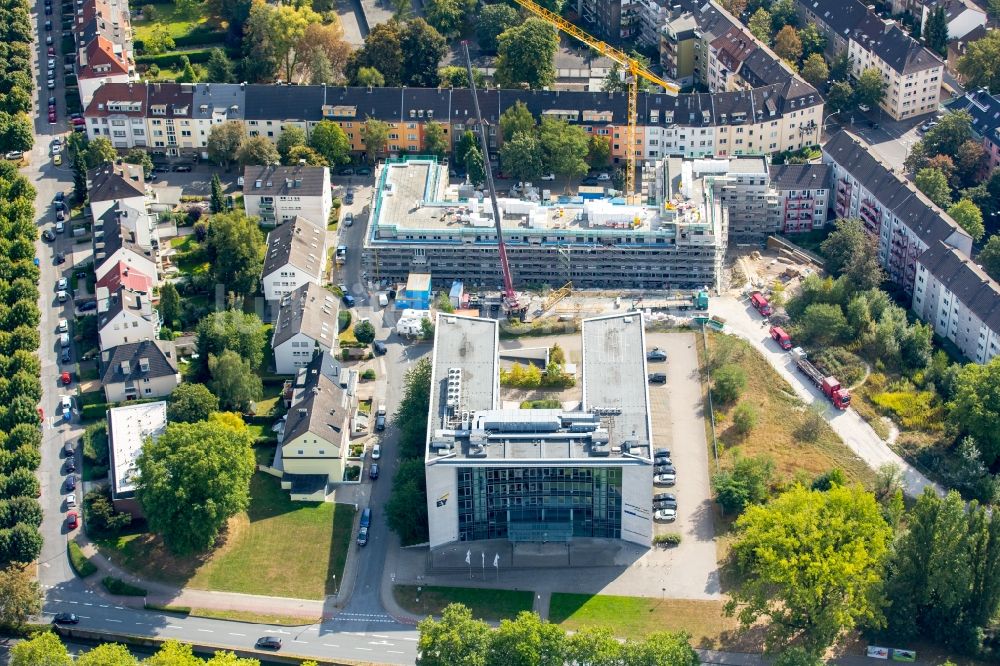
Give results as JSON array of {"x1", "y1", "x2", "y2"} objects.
[{"x1": 481, "y1": 552, "x2": 485, "y2": 579}]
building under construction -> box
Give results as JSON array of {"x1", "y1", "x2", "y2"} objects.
[{"x1": 361, "y1": 157, "x2": 729, "y2": 292}]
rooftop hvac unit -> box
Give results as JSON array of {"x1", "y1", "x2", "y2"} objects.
[{"x1": 446, "y1": 367, "x2": 462, "y2": 408}]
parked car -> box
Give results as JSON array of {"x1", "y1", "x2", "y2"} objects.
[
  {"x1": 55, "y1": 220, "x2": 65, "y2": 233},
  {"x1": 65, "y1": 512, "x2": 78, "y2": 530},
  {"x1": 357, "y1": 167, "x2": 372, "y2": 176},
  {"x1": 653, "y1": 491, "x2": 676, "y2": 502},
  {"x1": 45, "y1": 19, "x2": 52, "y2": 30},
  {"x1": 56, "y1": 209, "x2": 66, "y2": 221},
  {"x1": 371, "y1": 444, "x2": 381, "y2": 460},
  {"x1": 63, "y1": 439, "x2": 74, "y2": 456},
  {"x1": 174, "y1": 165, "x2": 192, "y2": 172},
  {"x1": 60, "y1": 371, "x2": 71, "y2": 385},
  {"x1": 60, "y1": 348, "x2": 70, "y2": 363},
  {"x1": 55, "y1": 252, "x2": 66, "y2": 264},
  {"x1": 57, "y1": 318, "x2": 68, "y2": 332},
  {"x1": 255, "y1": 637, "x2": 281, "y2": 650},
  {"x1": 375, "y1": 404, "x2": 386, "y2": 432},
  {"x1": 53, "y1": 154, "x2": 62, "y2": 166},
  {"x1": 5, "y1": 150, "x2": 24, "y2": 161},
  {"x1": 654, "y1": 464, "x2": 676, "y2": 475},
  {"x1": 47, "y1": 79, "x2": 55, "y2": 90},
  {"x1": 654, "y1": 473, "x2": 676, "y2": 486},
  {"x1": 654, "y1": 508, "x2": 677, "y2": 522},
  {"x1": 369, "y1": 463, "x2": 379, "y2": 480},
  {"x1": 65, "y1": 458, "x2": 75, "y2": 473},
  {"x1": 596, "y1": 172, "x2": 611, "y2": 181},
  {"x1": 53, "y1": 612, "x2": 79, "y2": 625},
  {"x1": 344, "y1": 191, "x2": 354, "y2": 205},
  {"x1": 654, "y1": 448, "x2": 671, "y2": 458},
  {"x1": 540, "y1": 173, "x2": 555, "y2": 181},
  {"x1": 60, "y1": 395, "x2": 72, "y2": 419},
  {"x1": 42, "y1": 229, "x2": 55, "y2": 242},
  {"x1": 344, "y1": 212, "x2": 354, "y2": 227},
  {"x1": 78, "y1": 300, "x2": 97, "y2": 311},
  {"x1": 340, "y1": 167, "x2": 355, "y2": 176},
  {"x1": 65, "y1": 475, "x2": 76, "y2": 491},
  {"x1": 65, "y1": 493, "x2": 76, "y2": 508},
  {"x1": 357, "y1": 525, "x2": 369, "y2": 546},
  {"x1": 648, "y1": 373, "x2": 666, "y2": 384},
  {"x1": 373, "y1": 340, "x2": 387, "y2": 355},
  {"x1": 56, "y1": 277, "x2": 68, "y2": 290},
  {"x1": 342, "y1": 294, "x2": 355, "y2": 307},
  {"x1": 652, "y1": 498, "x2": 677, "y2": 510},
  {"x1": 654, "y1": 456, "x2": 672, "y2": 466},
  {"x1": 646, "y1": 347, "x2": 667, "y2": 361},
  {"x1": 57, "y1": 290, "x2": 68, "y2": 303},
  {"x1": 48, "y1": 110, "x2": 56, "y2": 124}
]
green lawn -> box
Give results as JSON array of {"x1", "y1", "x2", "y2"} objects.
[
  {"x1": 133, "y1": 4, "x2": 210, "y2": 41},
  {"x1": 393, "y1": 585, "x2": 534, "y2": 622},
  {"x1": 96, "y1": 474, "x2": 354, "y2": 600},
  {"x1": 549, "y1": 593, "x2": 745, "y2": 648}
]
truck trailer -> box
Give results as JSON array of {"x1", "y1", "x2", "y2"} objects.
[{"x1": 791, "y1": 347, "x2": 850, "y2": 409}]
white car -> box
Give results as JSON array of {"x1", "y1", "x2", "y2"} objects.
[
  {"x1": 57, "y1": 318, "x2": 68, "y2": 332},
  {"x1": 372, "y1": 444, "x2": 381, "y2": 460},
  {"x1": 596, "y1": 173, "x2": 611, "y2": 181},
  {"x1": 55, "y1": 220, "x2": 65, "y2": 233},
  {"x1": 343, "y1": 212, "x2": 354, "y2": 227},
  {"x1": 51, "y1": 143, "x2": 62, "y2": 155},
  {"x1": 56, "y1": 277, "x2": 68, "y2": 290},
  {"x1": 65, "y1": 493, "x2": 76, "y2": 508},
  {"x1": 654, "y1": 473, "x2": 676, "y2": 486},
  {"x1": 540, "y1": 173, "x2": 555, "y2": 181},
  {"x1": 654, "y1": 508, "x2": 677, "y2": 521},
  {"x1": 378, "y1": 292, "x2": 389, "y2": 307}
]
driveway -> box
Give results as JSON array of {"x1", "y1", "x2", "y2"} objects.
[{"x1": 709, "y1": 295, "x2": 941, "y2": 498}]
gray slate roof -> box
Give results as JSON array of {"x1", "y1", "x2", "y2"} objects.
[
  {"x1": 768, "y1": 163, "x2": 831, "y2": 190},
  {"x1": 272, "y1": 282, "x2": 339, "y2": 348},
  {"x1": 92, "y1": 207, "x2": 156, "y2": 273},
  {"x1": 263, "y1": 216, "x2": 326, "y2": 280},
  {"x1": 98, "y1": 286, "x2": 155, "y2": 330},
  {"x1": 243, "y1": 165, "x2": 328, "y2": 197},
  {"x1": 823, "y1": 131, "x2": 970, "y2": 248},
  {"x1": 945, "y1": 88, "x2": 1000, "y2": 142},
  {"x1": 918, "y1": 241, "x2": 1000, "y2": 331},
  {"x1": 282, "y1": 371, "x2": 348, "y2": 451},
  {"x1": 100, "y1": 339, "x2": 178, "y2": 385},
  {"x1": 88, "y1": 164, "x2": 144, "y2": 203},
  {"x1": 192, "y1": 83, "x2": 245, "y2": 121}
]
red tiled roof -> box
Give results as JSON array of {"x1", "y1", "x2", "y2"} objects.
[
  {"x1": 79, "y1": 35, "x2": 128, "y2": 80},
  {"x1": 95, "y1": 261, "x2": 152, "y2": 294}
]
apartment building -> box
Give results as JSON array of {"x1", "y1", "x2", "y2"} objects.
[
  {"x1": 73, "y1": 0, "x2": 136, "y2": 107},
  {"x1": 913, "y1": 241, "x2": 1000, "y2": 364},
  {"x1": 768, "y1": 164, "x2": 830, "y2": 234},
  {"x1": 823, "y1": 131, "x2": 973, "y2": 295},
  {"x1": 243, "y1": 165, "x2": 332, "y2": 227},
  {"x1": 795, "y1": 0, "x2": 943, "y2": 120},
  {"x1": 363, "y1": 156, "x2": 728, "y2": 291},
  {"x1": 271, "y1": 282, "x2": 339, "y2": 375},
  {"x1": 106, "y1": 400, "x2": 167, "y2": 517},
  {"x1": 424, "y1": 313, "x2": 655, "y2": 552},
  {"x1": 945, "y1": 88, "x2": 1000, "y2": 171},
  {"x1": 96, "y1": 286, "x2": 160, "y2": 351},
  {"x1": 919, "y1": 0, "x2": 986, "y2": 40},
  {"x1": 100, "y1": 340, "x2": 179, "y2": 404},
  {"x1": 87, "y1": 162, "x2": 145, "y2": 220},
  {"x1": 85, "y1": 81, "x2": 823, "y2": 164},
  {"x1": 262, "y1": 216, "x2": 328, "y2": 303}
]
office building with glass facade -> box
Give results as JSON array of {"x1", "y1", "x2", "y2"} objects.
[{"x1": 424, "y1": 313, "x2": 655, "y2": 550}]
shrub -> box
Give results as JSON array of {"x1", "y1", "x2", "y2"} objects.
[
  {"x1": 344, "y1": 465, "x2": 361, "y2": 481},
  {"x1": 135, "y1": 49, "x2": 214, "y2": 69},
  {"x1": 871, "y1": 390, "x2": 945, "y2": 431},
  {"x1": 653, "y1": 533, "x2": 682, "y2": 547},
  {"x1": 732, "y1": 402, "x2": 759, "y2": 435},
  {"x1": 81, "y1": 402, "x2": 110, "y2": 422},
  {"x1": 101, "y1": 577, "x2": 147, "y2": 596},
  {"x1": 67, "y1": 541, "x2": 97, "y2": 577},
  {"x1": 499, "y1": 362, "x2": 542, "y2": 388},
  {"x1": 338, "y1": 310, "x2": 352, "y2": 332},
  {"x1": 81, "y1": 421, "x2": 109, "y2": 476},
  {"x1": 713, "y1": 364, "x2": 747, "y2": 403},
  {"x1": 796, "y1": 403, "x2": 826, "y2": 442},
  {"x1": 520, "y1": 399, "x2": 562, "y2": 409},
  {"x1": 361, "y1": 369, "x2": 376, "y2": 381},
  {"x1": 83, "y1": 486, "x2": 131, "y2": 536}
]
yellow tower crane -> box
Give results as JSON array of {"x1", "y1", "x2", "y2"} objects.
[{"x1": 511, "y1": 0, "x2": 679, "y2": 201}]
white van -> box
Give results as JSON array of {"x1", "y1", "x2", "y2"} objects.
[
  {"x1": 378, "y1": 293, "x2": 389, "y2": 307},
  {"x1": 59, "y1": 333, "x2": 70, "y2": 348}
]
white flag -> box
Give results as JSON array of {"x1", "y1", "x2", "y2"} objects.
[
  {"x1": 481, "y1": 552, "x2": 485, "y2": 566},
  {"x1": 493, "y1": 554, "x2": 500, "y2": 568},
  {"x1": 465, "y1": 549, "x2": 471, "y2": 565}
]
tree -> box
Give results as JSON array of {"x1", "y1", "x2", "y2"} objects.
[
  {"x1": 539, "y1": 117, "x2": 589, "y2": 180},
  {"x1": 915, "y1": 167, "x2": 952, "y2": 208},
  {"x1": 386, "y1": 457, "x2": 429, "y2": 544},
  {"x1": 500, "y1": 131, "x2": 544, "y2": 183},
  {"x1": 76, "y1": 644, "x2": 138, "y2": 666},
  {"x1": 308, "y1": 50, "x2": 334, "y2": 85},
  {"x1": 825, "y1": 80, "x2": 854, "y2": 114},
  {"x1": 309, "y1": 120, "x2": 351, "y2": 167},
  {"x1": 949, "y1": 357, "x2": 1000, "y2": 464},
  {"x1": 732, "y1": 401, "x2": 759, "y2": 435},
  {"x1": 774, "y1": 25, "x2": 802, "y2": 63},
  {"x1": 168, "y1": 383, "x2": 219, "y2": 424},
  {"x1": 143, "y1": 640, "x2": 204, "y2": 666},
  {"x1": 423, "y1": 121, "x2": 449, "y2": 158},
  {"x1": 297, "y1": 22, "x2": 352, "y2": 85},
  {"x1": 286, "y1": 145, "x2": 327, "y2": 166},
  {"x1": 362, "y1": 118, "x2": 389, "y2": 164},
  {"x1": 276, "y1": 126, "x2": 307, "y2": 163},
  {"x1": 418, "y1": 603, "x2": 491, "y2": 666},
  {"x1": 356, "y1": 66, "x2": 385, "y2": 87},
  {"x1": 798, "y1": 303, "x2": 850, "y2": 345},
  {"x1": 728, "y1": 484, "x2": 891, "y2": 656},
  {"x1": 854, "y1": 67, "x2": 887, "y2": 111},
  {"x1": 978, "y1": 234, "x2": 1000, "y2": 281},
  {"x1": 348, "y1": 22, "x2": 403, "y2": 86},
  {"x1": 821, "y1": 217, "x2": 870, "y2": 275},
  {"x1": 769, "y1": 0, "x2": 797, "y2": 31},
  {"x1": 0, "y1": 564, "x2": 40, "y2": 630},
  {"x1": 958, "y1": 29, "x2": 1000, "y2": 92},
  {"x1": 207, "y1": 121, "x2": 247, "y2": 171},
  {"x1": 122, "y1": 148, "x2": 153, "y2": 178},
  {"x1": 465, "y1": 143, "x2": 486, "y2": 187},
  {"x1": 800, "y1": 53, "x2": 829, "y2": 88},
  {"x1": 713, "y1": 364, "x2": 747, "y2": 403},
  {"x1": 487, "y1": 611, "x2": 567, "y2": 665},
  {"x1": 500, "y1": 102, "x2": 536, "y2": 143},
  {"x1": 954, "y1": 139, "x2": 986, "y2": 187},
  {"x1": 495, "y1": 19, "x2": 558, "y2": 89},
  {"x1": 237, "y1": 135, "x2": 280, "y2": 166},
  {"x1": 586, "y1": 134, "x2": 611, "y2": 169},
  {"x1": 720, "y1": 0, "x2": 748, "y2": 16},
  {"x1": 748, "y1": 8, "x2": 771, "y2": 42},
  {"x1": 924, "y1": 5, "x2": 948, "y2": 57},
  {"x1": 0, "y1": 522, "x2": 42, "y2": 564},
  {"x1": 159, "y1": 281, "x2": 180, "y2": 329},
  {"x1": 84, "y1": 136, "x2": 117, "y2": 168},
  {"x1": 73, "y1": 150, "x2": 88, "y2": 201},
  {"x1": 205, "y1": 211, "x2": 265, "y2": 298},
  {"x1": 210, "y1": 173, "x2": 226, "y2": 215},
  {"x1": 196, "y1": 310, "x2": 268, "y2": 373},
  {"x1": 798, "y1": 23, "x2": 826, "y2": 58},
  {"x1": 137, "y1": 416, "x2": 255, "y2": 554},
  {"x1": 209, "y1": 350, "x2": 263, "y2": 412},
  {"x1": 9, "y1": 631, "x2": 71, "y2": 666},
  {"x1": 948, "y1": 199, "x2": 985, "y2": 241},
  {"x1": 477, "y1": 3, "x2": 519, "y2": 53},
  {"x1": 923, "y1": 110, "x2": 974, "y2": 158},
  {"x1": 206, "y1": 47, "x2": 236, "y2": 83},
  {"x1": 145, "y1": 24, "x2": 175, "y2": 55},
  {"x1": 177, "y1": 55, "x2": 199, "y2": 83},
  {"x1": 425, "y1": 0, "x2": 472, "y2": 38},
  {"x1": 401, "y1": 19, "x2": 448, "y2": 87},
  {"x1": 354, "y1": 319, "x2": 376, "y2": 344},
  {"x1": 244, "y1": 3, "x2": 321, "y2": 82},
  {"x1": 711, "y1": 454, "x2": 774, "y2": 515}
]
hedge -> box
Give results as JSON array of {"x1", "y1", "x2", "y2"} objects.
[
  {"x1": 67, "y1": 541, "x2": 98, "y2": 577},
  {"x1": 81, "y1": 402, "x2": 110, "y2": 422},
  {"x1": 136, "y1": 49, "x2": 214, "y2": 68},
  {"x1": 172, "y1": 28, "x2": 228, "y2": 48},
  {"x1": 102, "y1": 576, "x2": 147, "y2": 596},
  {"x1": 144, "y1": 603, "x2": 191, "y2": 615},
  {"x1": 653, "y1": 533, "x2": 682, "y2": 547}
]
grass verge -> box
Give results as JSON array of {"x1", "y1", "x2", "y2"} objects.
[
  {"x1": 144, "y1": 603, "x2": 190, "y2": 615},
  {"x1": 549, "y1": 593, "x2": 754, "y2": 650},
  {"x1": 67, "y1": 541, "x2": 97, "y2": 578},
  {"x1": 187, "y1": 608, "x2": 320, "y2": 626},
  {"x1": 95, "y1": 474, "x2": 354, "y2": 599},
  {"x1": 393, "y1": 585, "x2": 534, "y2": 622},
  {"x1": 102, "y1": 576, "x2": 147, "y2": 596}
]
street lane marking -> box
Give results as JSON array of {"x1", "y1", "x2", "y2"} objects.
[
  {"x1": 355, "y1": 647, "x2": 372, "y2": 651},
  {"x1": 166, "y1": 625, "x2": 182, "y2": 629},
  {"x1": 388, "y1": 651, "x2": 405, "y2": 654},
  {"x1": 107, "y1": 619, "x2": 122, "y2": 623},
  {"x1": 75, "y1": 615, "x2": 90, "y2": 619},
  {"x1": 322, "y1": 644, "x2": 340, "y2": 648},
  {"x1": 197, "y1": 629, "x2": 213, "y2": 633},
  {"x1": 373, "y1": 634, "x2": 389, "y2": 638},
  {"x1": 228, "y1": 633, "x2": 246, "y2": 637},
  {"x1": 401, "y1": 637, "x2": 418, "y2": 641},
  {"x1": 99, "y1": 604, "x2": 108, "y2": 608}
]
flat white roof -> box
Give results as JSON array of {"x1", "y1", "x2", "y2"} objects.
[{"x1": 108, "y1": 401, "x2": 167, "y2": 498}]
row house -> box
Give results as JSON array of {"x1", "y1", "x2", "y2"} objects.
[
  {"x1": 823, "y1": 131, "x2": 973, "y2": 296},
  {"x1": 243, "y1": 165, "x2": 332, "y2": 228},
  {"x1": 261, "y1": 215, "x2": 329, "y2": 303},
  {"x1": 97, "y1": 285, "x2": 160, "y2": 351},
  {"x1": 796, "y1": 0, "x2": 943, "y2": 121},
  {"x1": 84, "y1": 80, "x2": 823, "y2": 166},
  {"x1": 768, "y1": 164, "x2": 830, "y2": 234},
  {"x1": 944, "y1": 88, "x2": 1000, "y2": 172},
  {"x1": 73, "y1": 0, "x2": 135, "y2": 107}
]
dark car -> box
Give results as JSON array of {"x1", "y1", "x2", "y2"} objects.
[
  {"x1": 654, "y1": 456, "x2": 672, "y2": 466},
  {"x1": 373, "y1": 341, "x2": 387, "y2": 355},
  {"x1": 55, "y1": 191, "x2": 64, "y2": 202},
  {"x1": 357, "y1": 525, "x2": 369, "y2": 546},
  {"x1": 53, "y1": 612, "x2": 78, "y2": 624},
  {"x1": 648, "y1": 373, "x2": 666, "y2": 384},
  {"x1": 78, "y1": 300, "x2": 97, "y2": 311},
  {"x1": 55, "y1": 252, "x2": 66, "y2": 264},
  {"x1": 344, "y1": 191, "x2": 354, "y2": 205},
  {"x1": 45, "y1": 5, "x2": 52, "y2": 14},
  {"x1": 64, "y1": 458, "x2": 75, "y2": 473},
  {"x1": 357, "y1": 167, "x2": 372, "y2": 176},
  {"x1": 60, "y1": 348, "x2": 71, "y2": 363},
  {"x1": 255, "y1": 637, "x2": 281, "y2": 650},
  {"x1": 647, "y1": 348, "x2": 667, "y2": 361},
  {"x1": 42, "y1": 229, "x2": 55, "y2": 242},
  {"x1": 48, "y1": 97, "x2": 57, "y2": 108},
  {"x1": 655, "y1": 464, "x2": 676, "y2": 475},
  {"x1": 342, "y1": 294, "x2": 355, "y2": 307},
  {"x1": 653, "y1": 492, "x2": 676, "y2": 502},
  {"x1": 375, "y1": 413, "x2": 386, "y2": 432},
  {"x1": 654, "y1": 448, "x2": 671, "y2": 458},
  {"x1": 340, "y1": 167, "x2": 355, "y2": 176},
  {"x1": 173, "y1": 165, "x2": 192, "y2": 172},
  {"x1": 581, "y1": 176, "x2": 600, "y2": 186},
  {"x1": 64, "y1": 439, "x2": 74, "y2": 456},
  {"x1": 369, "y1": 463, "x2": 379, "y2": 480},
  {"x1": 653, "y1": 498, "x2": 678, "y2": 510},
  {"x1": 45, "y1": 19, "x2": 52, "y2": 30},
  {"x1": 65, "y1": 475, "x2": 76, "y2": 491}
]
